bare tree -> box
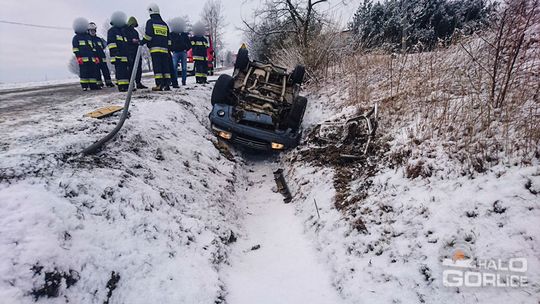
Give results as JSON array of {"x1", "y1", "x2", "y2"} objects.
[
  {"x1": 243, "y1": 0, "x2": 343, "y2": 80},
  {"x1": 201, "y1": 0, "x2": 227, "y2": 66},
  {"x1": 243, "y1": 0, "x2": 330, "y2": 48}
]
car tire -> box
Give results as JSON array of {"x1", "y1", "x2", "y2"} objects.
[
  {"x1": 290, "y1": 65, "x2": 306, "y2": 85},
  {"x1": 285, "y1": 96, "x2": 308, "y2": 130},
  {"x1": 235, "y1": 48, "x2": 249, "y2": 71},
  {"x1": 211, "y1": 74, "x2": 235, "y2": 105}
]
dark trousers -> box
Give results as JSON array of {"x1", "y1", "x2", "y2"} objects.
[
  {"x1": 96, "y1": 61, "x2": 112, "y2": 86},
  {"x1": 151, "y1": 52, "x2": 171, "y2": 87},
  {"x1": 113, "y1": 61, "x2": 130, "y2": 91},
  {"x1": 195, "y1": 60, "x2": 208, "y2": 83},
  {"x1": 128, "y1": 53, "x2": 142, "y2": 84},
  {"x1": 169, "y1": 53, "x2": 178, "y2": 87},
  {"x1": 79, "y1": 62, "x2": 98, "y2": 89}
]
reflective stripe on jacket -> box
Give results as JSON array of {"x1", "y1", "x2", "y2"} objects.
[
  {"x1": 190, "y1": 35, "x2": 208, "y2": 61},
  {"x1": 107, "y1": 26, "x2": 129, "y2": 58},
  {"x1": 72, "y1": 33, "x2": 95, "y2": 59},
  {"x1": 142, "y1": 14, "x2": 170, "y2": 49}
]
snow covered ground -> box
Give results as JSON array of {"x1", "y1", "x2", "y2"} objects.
[
  {"x1": 282, "y1": 84, "x2": 540, "y2": 303},
  {"x1": 0, "y1": 74, "x2": 243, "y2": 303},
  {"x1": 0, "y1": 72, "x2": 351, "y2": 304},
  {"x1": 1, "y1": 60, "x2": 538, "y2": 304},
  {"x1": 223, "y1": 161, "x2": 343, "y2": 304}
]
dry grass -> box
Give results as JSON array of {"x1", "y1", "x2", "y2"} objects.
[{"x1": 307, "y1": 2, "x2": 540, "y2": 174}]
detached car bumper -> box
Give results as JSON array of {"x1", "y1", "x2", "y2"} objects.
[{"x1": 209, "y1": 103, "x2": 301, "y2": 151}]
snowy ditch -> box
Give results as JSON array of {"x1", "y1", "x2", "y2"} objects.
[{"x1": 280, "y1": 85, "x2": 540, "y2": 303}]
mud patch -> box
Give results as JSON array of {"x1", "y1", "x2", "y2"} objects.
[{"x1": 30, "y1": 264, "x2": 79, "y2": 300}]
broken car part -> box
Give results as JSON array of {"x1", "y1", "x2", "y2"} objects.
[{"x1": 273, "y1": 169, "x2": 292, "y2": 203}]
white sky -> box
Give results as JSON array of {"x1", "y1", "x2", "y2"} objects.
[{"x1": 0, "y1": 0, "x2": 357, "y2": 83}]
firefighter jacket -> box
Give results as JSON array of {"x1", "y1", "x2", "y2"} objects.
[
  {"x1": 141, "y1": 14, "x2": 171, "y2": 54},
  {"x1": 123, "y1": 26, "x2": 141, "y2": 56},
  {"x1": 107, "y1": 26, "x2": 129, "y2": 64},
  {"x1": 190, "y1": 35, "x2": 209, "y2": 61},
  {"x1": 72, "y1": 33, "x2": 96, "y2": 63},
  {"x1": 90, "y1": 35, "x2": 107, "y2": 60}
]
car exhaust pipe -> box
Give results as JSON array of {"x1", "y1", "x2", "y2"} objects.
[{"x1": 273, "y1": 169, "x2": 292, "y2": 203}]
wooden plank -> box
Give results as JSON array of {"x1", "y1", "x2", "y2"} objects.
[{"x1": 84, "y1": 106, "x2": 123, "y2": 119}]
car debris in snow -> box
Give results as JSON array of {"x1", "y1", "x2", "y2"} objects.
[
  {"x1": 84, "y1": 105, "x2": 124, "y2": 119},
  {"x1": 314, "y1": 103, "x2": 378, "y2": 157},
  {"x1": 250, "y1": 244, "x2": 261, "y2": 251},
  {"x1": 273, "y1": 169, "x2": 292, "y2": 203}
]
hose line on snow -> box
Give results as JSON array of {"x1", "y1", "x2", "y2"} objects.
[{"x1": 81, "y1": 45, "x2": 142, "y2": 155}]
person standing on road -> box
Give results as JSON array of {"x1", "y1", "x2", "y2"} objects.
[
  {"x1": 72, "y1": 17, "x2": 99, "y2": 91},
  {"x1": 169, "y1": 17, "x2": 191, "y2": 88},
  {"x1": 141, "y1": 3, "x2": 172, "y2": 91},
  {"x1": 107, "y1": 11, "x2": 131, "y2": 92},
  {"x1": 124, "y1": 16, "x2": 147, "y2": 89},
  {"x1": 88, "y1": 22, "x2": 114, "y2": 88},
  {"x1": 190, "y1": 21, "x2": 209, "y2": 84}
]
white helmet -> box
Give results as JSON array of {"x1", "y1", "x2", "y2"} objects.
[
  {"x1": 73, "y1": 17, "x2": 89, "y2": 34},
  {"x1": 110, "y1": 11, "x2": 127, "y2": 27},
  {"x1": 148, "y1": 3, "x2": 160, "y2": 15},
  {"x1": 192, "y1": 21, "x2": 206, "y2": 36}
]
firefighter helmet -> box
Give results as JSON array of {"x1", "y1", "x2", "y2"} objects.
[
  {"x1": 127, "y1": 16, "x2": 138, "y2": 27},
  {"x1": 147, "y1": 3, "x2": 160, "y2": 15}
]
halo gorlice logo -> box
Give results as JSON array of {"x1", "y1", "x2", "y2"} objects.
[{"x1": 442, "y1": 243, "x2": 528, "y2": 288}]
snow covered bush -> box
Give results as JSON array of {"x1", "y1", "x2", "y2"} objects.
[{"x1": 349, "y1": 0, "x2": 497, "y2": 51}]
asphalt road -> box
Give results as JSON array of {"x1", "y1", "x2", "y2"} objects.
[{"x1": 0, "y1": 82, "x2": 114, "y2": 119}]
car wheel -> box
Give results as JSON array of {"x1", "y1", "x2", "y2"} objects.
[
  {"x1": 290, "y1": 65, "x2": 306, "y2": 85},
  {"x1": 211, "y1": 74, "x2": 235, "y2": 105},
  {"x1": 285, "y1": 96, "x2": 308, "y2": 130},
  {"x1": 235, "y1": 48, "x2": 249, "y2": 71}
]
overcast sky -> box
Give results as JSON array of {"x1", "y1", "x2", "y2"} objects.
[{"x1": 0, "y1": 0, "x2": 357, "y2": 83}]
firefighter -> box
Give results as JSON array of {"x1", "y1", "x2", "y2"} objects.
[
  {"x1": 107, "y1": 11, "x2": 130, "y2": 92},
  {"x1": 124, "y1": 16, "x2": 147, "y2": 89},
  {"x1": 190, "y1": 22, "x2": 209, "y2": 84},
  {"x1": 88, "y1": 22, "x2": 114, "y2": 88},
  {"x1": 169, "y1": 17, "x2": 192, "y2": 88},
  {"x1": 72, "y1": 17, "x2": 99, "y2": 91},
  {"x1": 141, "y1": 3, "x2": 171, "y2": 91}
]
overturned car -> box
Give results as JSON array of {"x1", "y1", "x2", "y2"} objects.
[{"x1": 209, "y1": 48, "x2": 307, "y2": 151}]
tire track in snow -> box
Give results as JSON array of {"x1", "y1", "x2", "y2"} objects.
[{"x1": 224, "y1": 161, "x2": 344, "y2": 304}]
